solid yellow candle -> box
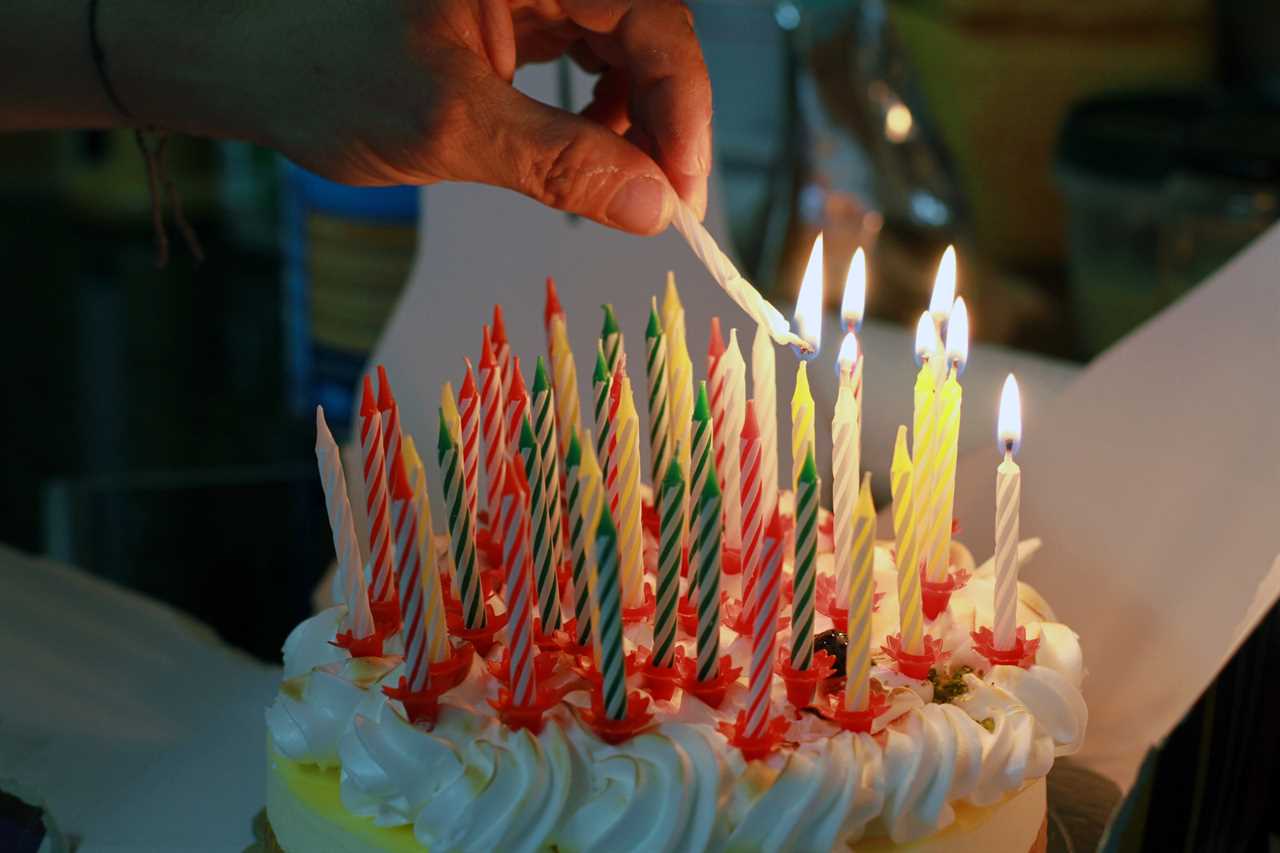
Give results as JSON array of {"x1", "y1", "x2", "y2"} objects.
[
  {"x1": 891, "y1": 426, "x2": 923, "y2": 653},
  {"x1": 791, "y1": 362, "x2": 815, "y2": 494}
]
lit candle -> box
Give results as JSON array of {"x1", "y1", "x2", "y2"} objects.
[
  {"x1": 844, "y1": 473, "x2": 875, "y2": 711},
  {"x1": 791, "y1": 362, "x2": 815, "y2": 494},
  {"x1": 608, "y1": 369, "x2": 646, "y2": 608},
  {"x1": 358, "y1": 377, "x2": 396, "y2": 608},
  {"x1": 504, "y1": 358, "x2": 530, "y2": 463},
  {"x1": 645, "y1": 300, "x2": 672, "y2": 486},
  {"x1": 994, "y1": 375, "x2": 1022, "y2": 650},
  {"x1": 438, "y1": 408, "x2": 485, "y2": 630},
  {"x1": 601, "y1": 304, "x2": 626, "y2": 376},
  {"x1": 910, "y1": 314, "x2": 940, "y2": 584},
  {"x1": 402, "y1": 435, "x2": 448, "y2": 662},
  {"x1": 719, "y1": 331, "x2": 747, "y2": 552},
  {"x1": 791, "y1": 450, "x2": 819, "y2": 670},
  {"x1": 532, "y1": 358, "x2": 566, "y2": 579},
  {"x1": 832, "y1": 381, "x2": 858, "y2": 605},
  {"x1": 793, "y1": 233, "x2": 825, "y2": 359},
  {"x1": 841, "y1": 247, "x2": 867, "y2": 333},
  {"x1": 499, "y1": 458, "x2": 536, "y2": 706},
  {"x1": 493, "y1": 304, "x2": 514, "y2": 400},
  {"x1": 751, "y1": 320, "x2": 780, "y2": 523},
  {"x1": 654, "y1": 455, "x2": 685, "y2": 670},
  {"x1": 891, "y1": 426, "x2": 923, "y2": 653},
  {"x1": 458, "y1": 363, "x2": 481, "y2": 530},
  {"x1": 391, "y1": 454, "x2": 432, "y2": 691},
  {"x1": 479, "y1": 327, "x2": 507, "y2": 533},
  {"x1": 693, "y1": 458, "x2": 723, "y2": 683},
  {"x1": 520, "y1": 416, "x2": 561, "y2": 632},
  {"x1": 739, "y1": 401, "x2": 763, "y2": 619},
  {"x1": 928, "y1": 246, "x2": 957, "y2": 333},
  {"x1": 926, "y1": 297, "x2": 967, "y2": 582},
  {"x1": 594, "y1": 506, "x2": 629, "y2": 720},
  {"x1": 746, "y1": 512, "x2": 785, "y2": 738},
  {"x1": 544, "y1": 278, "x2": 583, "y2": 461},
  {"x1": 315, "y1": 406, "x2": 375, "y2": 640}
]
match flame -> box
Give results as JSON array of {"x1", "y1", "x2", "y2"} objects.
[
  {"x1": 998, "y1": 374, "x2": 1022, "y2": 453},
  {"x1": 841, "y1": 247, "x2": 867, "y2": 331},
  {"x1": 913, "y1": 312, "x2": 939, "y2": 365},
  {"x1": 793, "y1": 233, "x2": 825, "y2": 354},
  {"x1": 928, "y1": 246, "x2": 957, "y2": 324},
  {"x1": 945, "y1": 296, "x2": 969, "y2": 372},
  {"x1": 836, "y1": 332, "x2": 859, "y2": 379}
]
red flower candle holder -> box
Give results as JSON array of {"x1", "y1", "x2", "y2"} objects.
[
  {"x1": 486, "y1": 647, "x2": 560, "y2": 685},
  {"x1": 970, "y1": 626, "x2": 1040, "y2": 669},
  {"x1": 446, "y1": 603, "x2": 507, "y2": 657},
  {"x1": 578, "y1": 690, "x2": 656, "y2": 744},
  {"x1": 382, "y1": 677, "x2": 449, "y2": 727},
  {"x1": 676, "y1": 649, "x2": 742, "y2": 709},
  {"x1": 430, "y1": 643, "x2": 476, "y2": 692},
  {"x1": 633, "y1": 646, "x2": 681, "y2": 702},
  {"x1": 720, "y1": 710, "x2": 789, "y2": 761},
  {"x1": 552, "y1": 617, "x2": 594, "y2": 659},
  {"x1": 330, "y1": 628, "x2": 384, "y2": 658},
  {"x1": 488, "y1": 683, "x2": 565, "y2": 735},
  {"x1": 815, "y1": 574, "x2": 884, "y2": 625},
  {"x1": 824, "y1": 682, "x2": 889, "y2": 733},
  {"x1": 881, "y1": 633, "x2": 948, "y2": 680},
  {"x1": 777, "y1": 649, "x2": 835, "y2": 710},
  {"x1": 921, "y1": 569, "x2": 970, "y2": 620},
  {"x1": 622, "y1": 583, "x2": 657, "y2": 625}
]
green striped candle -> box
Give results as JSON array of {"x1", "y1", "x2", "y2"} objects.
[
  {"x1": 520, "y1": 416, "x2": 561, "y2": 631},
  {"x1": 438, "y1": 408, "x2": 485, "y2": 629},
  {"x1": 593, "y1": 343, "x2": 612, "y2": 463},
  {"x1": 693, "y1": 461, "x2": 723, "y2": 683},
  {"x1": 654, "y1": 454, "x2": 685, "y2": 669},
  {"x1": 689, "y1": 382, "x2": 715, "y2": 602},
  {"x1": 601, "y1": 304, "x2": 625, "y2": 375},
  {"x1": 532, "y1": 357, "x2": 565, "y2": 576},
  {"x1": 791, "y1": 448, "x2": 819, "y2": 670},
  {"x1": 594, "y1": 505, "x2": 629, "y2": 720},
  {"x1": 645, "y1": 300, "x2": 672, "y2": 487},
  {"x1": 565, "y1": 431, "x2": 594, "y2": 648}
]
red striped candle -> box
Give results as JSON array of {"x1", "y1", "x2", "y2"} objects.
[
  {"x1": 480, "y1": 326, "x2": 506, "y2": 531},
  {"x1": 493, "y1": 304, "x2": 513, "y2": 400},
  {"x1": 376, "y1": 365, "x2": 403, "y2": 476},
  {"x1": 505, "y1": 358, "x2": 529, "y2": 462},
  {"x1": 391, "y1": 455, "x2": 430, "y2": 691},
  {"x1": 746, "y1": 513, "x2": 785, "y2": 738},
  {"x1": 359, "y1": 377, "x2": 396, "y2": 605},
  {"x1": 739, "y1": 401, "x2": 763, "y2": 620},
  {"x1": 459, "y1": 360, "x2": 481, "y2": 530}
]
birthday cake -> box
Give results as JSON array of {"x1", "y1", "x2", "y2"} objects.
[{"x1": 265, "y1": 274, "x2": 1087, "y2": 852}]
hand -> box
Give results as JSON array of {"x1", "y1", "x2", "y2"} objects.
[{"x1": 230, "y1": 0, "x2": 712, "y2": 235}]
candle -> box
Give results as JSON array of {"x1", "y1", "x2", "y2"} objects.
[
  {"x1": 601, "y1": 304, "x2": 626, "y2": 376},
  {"x1": 739, "y1": 400, "x2": 763, "y2": 619},
  {"x1": 926, "y1": 297, "x2": 967, "y2": 582},
  {"x1": 841, "y1": 247, "x2": 867, "y2": 332},
  {"x1": 791, "y1": 450, "x2": 819, "y2": 670},
  {"x1": 663, "y1": 274, "x2": 694, "y2": 552},
  {"x1": 564, "y1": 431, "x2": 592, "y2": 648},
  {"x1": 438, "y1": 408, "x2": 485, "y2": 630},
  {"x1": 441, "y1": 381, "x2": 462, "y2": 445},
  {"x1": 402, "y1": 435, "x2": 449, "y2": 661},
  {"x1": 520, "y1": 416, "x2": 561, "y2": 632},
  {"x1": 655, "y1": 455, "x2": 685, "y2": 669},
  {"x1": 376, "y1": 365, "x2": 404, "y2": 477},
  {"x1": 707, "y1": 316, "x2": 725, "y2": 387},
  {"x1": 532, "y1": 358, "x2": 566, "y2": 579},
  {"x1": 359, "y1": 377, "x2": 396, "y2": 606},
  {"x1": 844, "y1": 472, "x2": 875, "y2": 711},
  {"x1": 545, "y1": 279, "x2": 583, "y2": 461},
  {"x1": 746, "y1": 512, "x2": 784, "y2": 738},
  {"x1": 791, "y1": 363, "x2": 815, "y2": 494},
  {"x1": 720, "y1": 331, "x2": 747, "y2": 551},
  {"x1": 792, "y1": 233, "x2": 825, "y2": 357},
  {"x1": 592, "y1": 343, "x2": 613, "y2": 465},
  {"x1": 505, "y1": 358, "x2": 530, "y2": 463},
  {"x1": 607, "y1": 369, "x2": 646, "y2": 608},
  {"x1": 645, "y1": 300, "x2": 672, "y2": 486},
  {"x1": 458, "y1": 361, "x2": 481, "y2": 531},
  {"x1": 693, "y1": 460, "x2": 723, "y2": 682},
  {"x1": 832, "y1": 381, "x2": 858, "y2": 605},
  {"x1": 994, "y1": 374, "x2": 1022, "y2": 650},
  {"x1": 576, "y1": 429, "x2": 607, "y2": 665},
  {"x1": 479, "y1": 326, "x2": 507, "y2": 533},
  {"x1": 315, "y1": 406, "x2": 375, "y2": 639},
  {"x1": 910, "y1": 314, "x2": 941, "y2": 584},
  {"x1": 499, "y1": 458, "x2": 536, "y2": 706},
  {"x1": 493, "y1": 304, "x2": 513, "y2": 400},
  {"x1": 594, "y1": 506, "x2": 629, "y2": 720},
  {"x1": 691, "y1": 381, "x2": 715, "y2": 502},
  {"x1": 891, "y1": 425, "x2": 923, "y2": 653},
  {"x1": 391, "y1": 454, "x2": 431, "y2": 691},
  {"x1": 751, "y1": 321, "x2": 780, "y2": 523}
]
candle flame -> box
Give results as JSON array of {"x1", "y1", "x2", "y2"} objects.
[
  {"x1": 913, "y1": 312, "x2": 938, "y2": 365},
  {"x1": 836, "y1": 331, "x2": 859, "y2": 380},
  {"x1": 928, "y1": 246, "x2": 957, "y2": 324},
  {"x1": 841, "y1": 247, "x2": 867, "y2": 332},
  {"x1": 945, "y1": 296, "x2": 969, "y2": 373},
  {"x1": 998, "y1": 374, "x2": 1021, "y2": 453},
  {"x1": 793, "y1": 233, "x2": 825, "y2": 355}
]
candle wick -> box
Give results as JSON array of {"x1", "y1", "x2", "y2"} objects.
[{"x1": 1003, "y1": 441, "x2": 1014, "y2": 457}]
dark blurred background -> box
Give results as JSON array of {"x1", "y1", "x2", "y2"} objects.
[{"x1": 2, "y1": 0, "x2": 1278, "y2": 848}]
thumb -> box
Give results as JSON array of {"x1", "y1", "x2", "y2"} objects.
[{"x1": 458, "y1": 76, "x2": 678, "y2": 235}]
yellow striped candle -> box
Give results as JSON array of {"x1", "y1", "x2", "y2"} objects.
[
  {"x1": 910, "y1": 314, "x2": 941, "y2": 581},
  {"x1": 612, "y1": 373, "x2": 646, "y2": 608},
  {"x1": 403, "y1": 434, "x2": 449, "y2": 663},
  {"x1": 844, "y1": 473, "x2": 876, "y2": 711},
  {"x1": 925, "y1": 298, "x2": 967, "y2": 582},
  {"x1": 891, "y1": 426, "x2": 923, "y2": 654}
]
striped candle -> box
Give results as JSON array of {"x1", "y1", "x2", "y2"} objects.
[
  {"x1": 439, "y1": 408, "x2": 485, "y2": 630},
  {"x1": 688, "y1": 382, "x2": 714, "y2": 602},
  {"x1": 845, "y1": 473, "x2": 876, "y2": 711},
  {"x1": 545, "y1": 279, "x2": 582, "y2": 461},
  {"x1": 739, "y1": 401, "x2": 763, "y2": 621},
  {"x1": 565, "y1": 431, "x2": 595, "y2": 648},
  {"x1": 994, "y1": 375, "x2": 1022, "y2": 651},
  {"x1": 433, "y1": 387, "x2": 462, "y2": 589},
  {"x1": 668, "y1": 343, "x2": 694, "y2": 553},
  {"x1": 707, "y1": 316, "x2": 725, "y2": 383},
  {"x1": 607, "y1": 370, "x2": 645, "y2": 608},
  {"x1": 402, "y1": 435, "x2": 449, "y2": 662},
  {"x1": 315, "y1": 406, "x2": 375, "y2": 639},
  {"x1": 376, "y1": 365, "x2": 403, "y2": 479},
  {"x1": 693, "y1": 462, "x2": 723, "y2": 683},
  {"x1": 911, "y1": 314, "x2": 942, "y2": 583},
  {"x1": 576, "y1": 429, "x2": 607, "y2": 661},
  {"x1": 751, "y1": 321, "x2": 779, "y2": 523},
  {"x1": 499, "y1": 458, "x2": 536, "y2": 706},
  {"x1": 791, "y1": 363, "x2": 815, "y2": 494},
  {"x1": 600, "y1": 304, "x2": 625, "y2": 376},
  {"x1": 458, "y1": 362, "x2": 481, "y2": 530},
  {"x1": 708, "y1": 318, "x2": 728, "y2": 495},
  {"x1": 832, "y1": 384, "x2": 858, "y2": 606},
  {"x1": 391, "y1": 456, "x2": 430, "y2": 691},
  {"x1": 520, "y1": 416, "x2": 561, "y2": 632},
  {"x1": 359, "y1": 378, "x2": 396, "y2": 604},
  {"x1": 592, "y1": 344, "x2": 613, "y2": 467},
  {"x1": 594, "y1": 506, "x2": 629, "y2": 720},
  {"x1": 746, "y1": 513, "x2": 785, "y2": 738},
  {"x1": 719, "y1": 331, "x2": 746, "y2": 551},
  {"x1": 791, "y1": 450, "x2": 819, "y2": 670},
  {"x1": 493, "y1": 304, "x2": 513, "y2": 400},
  {"x1": 654, "y1": 455, "x2": 685, "y2": 669},
  {"x1": 891, "y1": 426, "x2": 923, "y2": 653},
  {"x1": 479, "y1": 326, "x2": 507, "y2": 533},
  {"x1": 505, "y1": 358, "x2": 530, "y2": 463},
  {"x1": 645, "y1": 300, "x2": 672, "y2": 487},
  {"x1": 532, "y1": 358, "x2": 566, "y2": 577},
  {"x1": 926, "y1": 299, "x2": 966, "y2": 582}
]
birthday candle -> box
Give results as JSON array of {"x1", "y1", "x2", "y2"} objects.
[
  {"x1": 505, "y1": 358, "x2": 530, "y2": 463},
  {"x1": 577, "y1": 429, "x2": 607, "y2": 665},
  {"x1": 746, "y1": 513, "x2": 785, "y2": 738},
  {"x1": 832, "y1": 382, "x2": 857, "y2": 607},
  {"x1": 693, "y1": 461, "x2": 723, "y2": 683},
  {"x1": 545, "y1": 279, "x2": 583, "y2": 461},
  {"x1": 359, "y1": 378, "x2": 396, "y2": 605},
  {"x1": 315, "y1": 406, "x2": 375, "y2": 639},
  {"x1": 791, "y1": 450, "x2": 818, "y2": 670},
  {"x1": 601, "y1": 304, "x2": 626, "y2": 376},
  {"x1": 403, "y1": 435, "x2": 449, "y2": 662},
  {"x1": 911, "y1": 314, "x2": 941, "y2": 582},
  {"x1": 439, "y1": 409, "x2": 485, "y2": 630},
  {"x1": 707, "y1": 316, "x2": 725, "y2": 382},
  {"x1": 662, "y1": 273, "x2": 694, "y2": 550},
  {"x1": 791, "y1": 363, "x2": 815, "y2": 494},
  {"x1": 751, "y1": 321, "x2": 780, "y2": 523},
  {"x1": 844, "y1": 473, "x2": 876, "y2": 711},
  {"x1": 565, "y1": 431, "x2": 596, "y2": 648},
  {"x1": 655, "y1": 455, "x2": 684, "y2": 670},
  {"x1": 926, "y1": 298, "x2": 967, "y2": 583},
  {"x1": 594, "y1": 506, "x2": 629, "y2": 720},
  {"x1": 592, "y1": 344, "x2": 613, "y2": 466},
  {"x1": 458, "y1": 362, "x2": 481, "y2": 530},
  {"x1": 435, "y1": 388, "x2": 463, "y2": 589},
  {"x1": 707, "y1": 318, "x2": 728, "y2": 511},
  {"x1": 520, "y1": 416, "x2": 561, "y2": 633},
  {"x1": 891, "y1": 426, "x2": 923, "y2": 654},
  {"x1": 645, "y1": 300, "x2": 672, "y2": 487},
  {"x1": 391, "y1": 455, "x2": 431, "y2": 691},
  {"x1": 493, "y1": 304, "x2": 513, "y2": 400},
  {"x1": 499, "y1": 459, "x2": 536, "y2": 706},
  {"x1": 607, "y1": 370, "x2": 646, "y2": 608},
  {"x1": 479, "y1": 326, "x2": 507, "y2": 532},
  {"x1": 720, "y1": 331, "x2": 746, "y2": 552},
  {"x1": 532, "y1": 358, "x2": 566, "y2": 578},
  {"x1": 376, "y1": 366, "x2": 404, "y2": 479},
  {"x1": 739, "y1": 401, "x2": 763, "y2": 620},
  {"x1": 994, "y1": 375, "x2": 1022, "y2": 650},
  {"x1": 689, "y1": 382, "x2": 714, "y2": 603}
]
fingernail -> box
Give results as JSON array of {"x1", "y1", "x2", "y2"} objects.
[
  {"x1": 695, "y1": 124, "x2": 712, "y2": 175},
  {"x1": 689, "y1": 176, "x2": 708, "y2": 221},
  {"x1": 607, "y1": 177, "x2": 673, "y2": 234}
]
